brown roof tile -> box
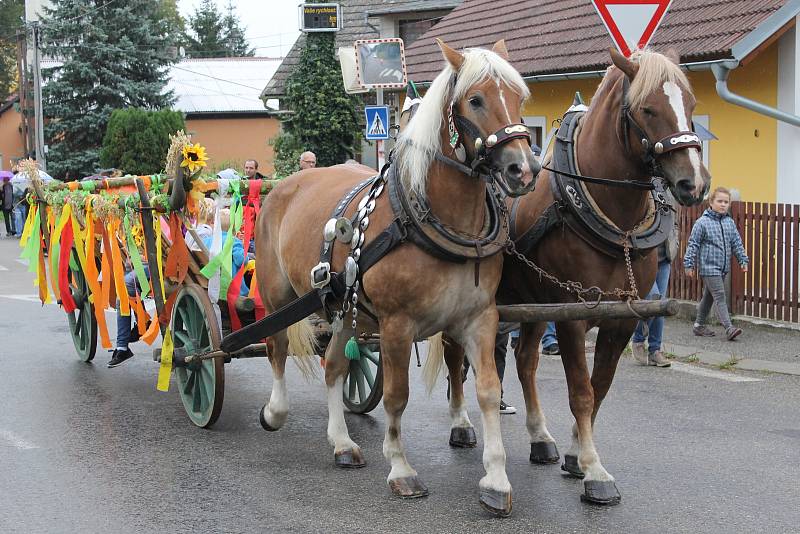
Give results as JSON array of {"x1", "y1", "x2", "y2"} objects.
[{"x1": 405, "y1": 0, "x2": 790, "y2": 82}]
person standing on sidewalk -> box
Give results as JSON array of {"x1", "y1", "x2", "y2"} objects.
[
  {"x1": 684, "y1": 187, "x2": 749, "y2": 341},
  {"x1": 632, "y1": 218, "x2": 679, "y2": 367}
]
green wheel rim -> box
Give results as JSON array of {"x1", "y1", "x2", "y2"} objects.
[
  {"x1": 172, "y1": 284, "x2": 224, "y2": 428},
  {"x1": 343, "y1": 343, "x2": 383, "y2": 414},
  {"x1": 66, "y1": 249, "x2": 97, "y2": 362}
]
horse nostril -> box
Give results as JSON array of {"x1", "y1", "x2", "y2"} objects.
[
  {"x1": 505, "y1": 162, "x2": 523, "y2": 180},
  {"x1": 677, "y1": 179, "x2": 696, "y2": 193}
]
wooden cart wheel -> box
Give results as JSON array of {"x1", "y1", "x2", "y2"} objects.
[
  {"x1": 343, "y1": 343, "x2": 383, "y2": 414},
  {"x1": 66, "y1": 249, "x2": 98, "y2": 362},
  {"x1": 171, "y1": 283, "x2": 225, "y2": 428}
]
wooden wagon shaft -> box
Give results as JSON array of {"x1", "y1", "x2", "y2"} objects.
[
  {"x1": 496, "y1": 299, "x2": 678, "y2": 323},
  {"x1": 135, "y1": 177, "x2": 167, "y2": 334}
]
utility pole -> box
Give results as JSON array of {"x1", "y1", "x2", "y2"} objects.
[{"x1": 31, "y1": 21, "x2": 46, "y2": 171}]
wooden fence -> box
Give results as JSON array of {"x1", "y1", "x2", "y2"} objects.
[{"x1": 669, "y1": 201, "x2": 800, "y2": 323}]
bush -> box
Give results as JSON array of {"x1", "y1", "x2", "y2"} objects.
[
  {"x1": 101, "y1": 109, "x2": 186, "y2": 174},
  {"x1": 270, "y1": 131, "x2": 303, "y2": 178}
]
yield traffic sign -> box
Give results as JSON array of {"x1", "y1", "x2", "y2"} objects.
[
  {"x1": 591, "y1": 0, "x2": 672, "y2": 57},
  {"x1": 364, "y1": 105, "x2": 390, "y2": 140}
]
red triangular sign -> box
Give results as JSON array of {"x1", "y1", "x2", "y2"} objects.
[{"x1": 592, "y1": 0, "x2": 672, "y2": 57}]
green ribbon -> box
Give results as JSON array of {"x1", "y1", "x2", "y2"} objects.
[
  {"x1": 20, "y1": 213, "x2": 42, "y2": 274},
  {"x1": 123, "y1": 211, "x2": 150, "y2": 299},
  {"x1": 80, "y1": 181, "x2": 95, "y2": 192},
  {"x1": 200, "y1": 180, "x2": 243, "y2": 296}
]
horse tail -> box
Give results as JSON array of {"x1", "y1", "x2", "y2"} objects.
[
  {"x1": 287, "y1": 318, "x2": 319, "y2": 381},
  {"x1": 422, "y1": 332, "x2": 445, "y2": 394}
]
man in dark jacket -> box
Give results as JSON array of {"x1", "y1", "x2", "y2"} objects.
[{"x1": 2, "y1": 176, "x2": 15, "y2": 237}]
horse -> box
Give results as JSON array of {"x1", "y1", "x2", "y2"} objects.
[
  {"x1": 254, "y1": 38, "x2": 539, "y2": 516},
  {"x1": 437, "y1": 48, "x2": 711, "y2": 505}
]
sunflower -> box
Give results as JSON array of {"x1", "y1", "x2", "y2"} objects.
[{"x1": 180, "y1": 143, "x2": 209, "y2": 175}]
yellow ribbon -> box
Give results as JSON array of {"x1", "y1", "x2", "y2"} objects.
[
  {"x1": 108, "y1": 220, "x2": 130, "y2": 317},
  {"x1": 156, "y1": 327, "x2": 174, "y2": 391}
]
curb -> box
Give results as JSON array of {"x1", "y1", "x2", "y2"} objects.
[
  {"x1": 663, "y1": 341, "x2": 800, "y2": 376},
  {"x1": 674, "y1": 300, "x2": 800, "y2": 333}
]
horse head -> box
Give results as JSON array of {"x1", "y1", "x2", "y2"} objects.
[
  {"x1": 610, "y1": 48, "x2": 710, "y2": 206},
  {"x1": 397, "y1": 39, "x2": 540, "y2": 198}
]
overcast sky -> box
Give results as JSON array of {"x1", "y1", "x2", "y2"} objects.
[{"x1": 178, "y1": 0, "x2": 301, "y2": 58}]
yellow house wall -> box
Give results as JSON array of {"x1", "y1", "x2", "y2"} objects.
[
  {"x1": 0, "y1": 106, "x2": 25, "y2": 170},
  {"x1": 522, "y1": 42, "x2": 780, "y2": 203},
  {"x1": 185, "y1": 115, "x2": 280, "y2": 176}
]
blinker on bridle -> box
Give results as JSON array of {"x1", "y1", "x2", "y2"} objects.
[
  {"x1": 620, "y1": 75, "x2": 702, "y2": 176},
  {"x1": 441, "y1": 75, "x2": 533, "y2": 196}
]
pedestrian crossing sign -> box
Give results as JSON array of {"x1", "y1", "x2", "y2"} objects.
[{"x1": 364, "y1": 105, "x2": 390, "y2": 140}]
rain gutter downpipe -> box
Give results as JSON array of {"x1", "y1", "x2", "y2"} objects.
[{"x1": 709, "y1": 60, "x2": 800, "y2": 128}]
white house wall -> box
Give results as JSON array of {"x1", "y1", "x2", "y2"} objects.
[{"x1": 777, "y1": 20, "x2": 800, "y2": 204}]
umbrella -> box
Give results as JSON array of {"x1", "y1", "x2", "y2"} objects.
[{"x1": 10, "y1": 170, "x2": 54, "y2": 196}]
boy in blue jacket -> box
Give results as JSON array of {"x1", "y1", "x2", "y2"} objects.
[{"x1": 684, "y1": 187, "x2": 749, "y2": 340}]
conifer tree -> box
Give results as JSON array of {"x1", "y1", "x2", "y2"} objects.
[
  {"x1": 0, "y1": 0, "x2": 24, "y2": 101},
  {"x1": 185, "y1": 0, "x2": 225, "y2": 58},
  {"x1": 40, "y1": 0, "x2": 177, "y2": 178},
  {"x1": 221, "y1": 1, "x2": 253, "y2": 57},
  {"x1": 276, "y1": 31, "x2": 361, "y2": 172}
]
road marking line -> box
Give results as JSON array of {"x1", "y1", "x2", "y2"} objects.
[
  {"x1": 16, "y1": 258, "x2": 28, "y2": 266},
  {"x1": 0, "y1": 264, "x2": 7, "y2": 271},
  {"x1": 0, "y1": 294, "x2": 43, "y2": 303},
  {"x1": 670, "y1": 362, "x2": 762, "y2": 382},
  {"x1": 0, "y1": 429, "x2": 40, "y2": 450}
]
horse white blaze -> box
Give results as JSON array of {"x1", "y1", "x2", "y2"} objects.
[
  {"x1": 326, "y1": 376, "x2": 358, "y2": 452},
  {"x1": 496, "y1": 79, "x2": 533, "y2": 181},
  {"x1": 264, "y1": 375, "x2": 288, "y2": 428},
  {"x1": 383, "y1": 413, "x2": 417, "y2": 480},
  {"x1": 663, "y1": 81, "x2": 704, "y2": 193}
]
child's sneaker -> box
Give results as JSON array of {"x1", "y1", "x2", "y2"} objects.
[
  {"x1": 726, "y1": 326, "x2": 743, "y2": 341},
  {"x1": 692, "y1": 325, "x2": 715, "y2": 337}
]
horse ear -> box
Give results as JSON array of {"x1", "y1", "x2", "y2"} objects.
[
  {"x1": 492, "y1": 39, "x2": 510, "y2": 60},
  {"x1": 664, "y1": 48, "x2": 681, "y2": 65},
  {"x1": 436, "y1": 38, "x2": 465, "y2": 71},
  {"x1": 609, "y1": 47, "x2": 638, "y2": 79}
]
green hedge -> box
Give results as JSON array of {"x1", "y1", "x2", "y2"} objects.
[{"x1": 100, "y1": 109, "x2": 186, "y2": 175}]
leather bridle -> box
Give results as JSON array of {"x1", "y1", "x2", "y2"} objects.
[{"x1": 620, "y1": 75, "x2": 702, "y2": 178}]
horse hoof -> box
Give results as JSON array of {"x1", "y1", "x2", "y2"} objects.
[
  {"x1": 561, "y1": 454, "x2": 585, "y2": 479},
  {"x1": 479, "y1": 488, "x2": 512, "y2": 517},
  {"x1": 334, "y1": 448, "x2": 366, "y2": 469},
  {"x1": 580, "y1": 480, "x2": 621, "y2": 505},
  {"x1": 259, "y1": 404, "x2": 279, "y2": 431},
  {"x1": 529, "y1": 441, "x2": 560, "y2": 464},
  {"x1": 388, "y1": 476, "x2": 429, "y2": 499},
  {"x1": 449, "y1": 427, "x2": 477, "y2": 448}
]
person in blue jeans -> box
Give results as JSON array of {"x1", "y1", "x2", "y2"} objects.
[
  {"x1": 540, "y1": 323, "x2": 559, "y2": 355},
  {"x1": 108, "y1": 266, "x2": 150, "y2": 368},
  {"x1": 631, "y1": 241, "x2": 673, "y2": 367}
]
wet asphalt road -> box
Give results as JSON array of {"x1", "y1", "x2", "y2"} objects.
[{"x1": 1, "y1": 239, "x2": 799, "y2": 533}]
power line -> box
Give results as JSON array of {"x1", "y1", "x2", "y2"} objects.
[{"x1": 170, "y1": 65, "x2": 265, "y2": 92}]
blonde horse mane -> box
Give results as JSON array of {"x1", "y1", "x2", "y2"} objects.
[
  {"x1": 287, "y1": 319, "x2": 319, "y2": 381},
  {"x1": 598, "y1": 49, "x2": 691, "y2": 110},
  {"x1": 394, "y1": 47, "x2": 529, "y2": 198}
]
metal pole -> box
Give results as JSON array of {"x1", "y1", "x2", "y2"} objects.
[
  {"x1": 376, "y1": 88, "x2": 385, "y2": 169},
  {"x1": 15, "y1": 30, "x2": 30, "y2": 162},
  {"x1": 31, "y1": 22, "x2": 46, "y2": 170}
]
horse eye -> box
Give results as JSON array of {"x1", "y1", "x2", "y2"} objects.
[
  {"x1": 642, "y1": 107, "x2": 655, "y2": 117},
  {"x1": 468, "y1": 96, "x2": 483, "y2": 108}
]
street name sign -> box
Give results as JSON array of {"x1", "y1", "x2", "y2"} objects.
[
  {"x1": 591, "y1": 0, "x2": 672, "y2": 57},
  {"x1": 364, "y1": 106, "x2": 390, "y2": 140},
  {"x1": 299, "y1": 3, "x2": 341, "y2": 32}
]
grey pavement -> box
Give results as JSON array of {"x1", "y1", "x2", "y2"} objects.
[{"x1": 2, "y1": 237, "x2": 800, "y2": 533}]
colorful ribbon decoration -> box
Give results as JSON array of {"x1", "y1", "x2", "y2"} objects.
[{"x1": 156, "y1": 327, "x2": 174, "y2": 391}]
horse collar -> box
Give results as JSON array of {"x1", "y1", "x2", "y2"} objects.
[{"x1": 514, "y1": 108, "x2": 674, "y2": 259}]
